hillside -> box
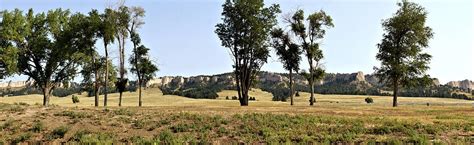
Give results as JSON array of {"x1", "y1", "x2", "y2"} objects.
[{"x1": 151, "y1": 71, "x2": 473, "y2": 100}]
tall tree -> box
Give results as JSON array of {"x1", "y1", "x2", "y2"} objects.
[
  {"x1": 129, "y1": 34, "x2": 158, "y2": 107},
  {"x1": 80, "y1": 52, "x2": 117, "y2": 105},
  {"x1": 1, "y1": 9, "x2": 95, "y2": 106},
  {"x1": 126, "y1": 6, "x2": 148, "y2": 107},
  {"x1": 86, "y1": 9, "x2": 102, "y2": 107},
  {"x1": 270, "y1": 28, "x2": 301, "y2": 105},
  {"x1": 216, "y1": 0, "x2": 280, "y2": 106},
  {"x1": 114, "y1": 6, "x2": 130, "y2": 107},
  {"x1": 374, "y1": 0, "x2": 433, "y2": 107},
  {"x1": 98, "y1": 8, "x2": 117, "y2": 107},
  {"x1": 286, "y1": 10, "x2": 333, "y2": 105}
]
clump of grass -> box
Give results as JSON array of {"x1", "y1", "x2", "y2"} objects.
[
  {"x1": 31, "y1": 120, "x2": 44, "y2": 132},
  {"x1": 157, "y1": 129, "x2": 174, "y2": 143},
  {"x1": 48, "y1": 126, "x2": 69, "y2": 139},
  {"x1": 132, "y1": 119, "x2": 148, "y2": 129},
  {"x1": 113, "y1": 108, "x2": 135, "y2": 116},
  {"x1": 71, "y1": 130, "x2": 115, "y2": 143},
  {"x1": 13, "y1": 102, "x2": 29, "y2": 106},
  {"x1": 12, "y1": 132, "x2": 32, "y2": 143},
  {"x1": 54, "y1": 110, "x2": 90, "y2": 119}
]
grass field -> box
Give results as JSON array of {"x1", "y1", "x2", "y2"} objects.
[{"x1": 0, "y1": 88, "x2": 473, "y2": 144}]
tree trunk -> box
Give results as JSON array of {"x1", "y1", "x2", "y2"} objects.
[
  {"x1": 119, "y1": 92, "x2": 123, "y2": 107},
  {"x1": 240, "y1": 87, "x2": 249, "y2": 106},
  {"x1": 42, "y1": 86, "x2": 52, "y2": 107},
  {"x1": 238, "y1": 67, "x2": 249, "y2": 106},
  {"x1": 104, "y1": 43, "x2": 109, "y2": 107},
  {"x1": 393, "y1": 79, "x2": 399, "y2": 107},
  {"x1": 289, "y1": 69, "x2": 294, "y2": 106},
  {"x1": 309, "y1": 61, "x2": 315, "y2": 106},
  {"x1": 93, "y1": 55, "x2": 99, "y2": 107},
  {"x1": 138, "y1": 77, "x2": 142, "y2": 107}
]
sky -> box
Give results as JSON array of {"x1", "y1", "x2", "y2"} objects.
[{"x1": 1, "y1": 0, "x2": 473, "y2": 84}]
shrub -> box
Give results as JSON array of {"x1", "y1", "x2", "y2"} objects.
[
  {"x1": 72, "y1": 95, "x2": 80, "y2": 103},
  {"x1": 157, "y1": 129, "x2": 174, "y2": 143},
  {"x1": 225, "y1": 96, "x2": 229, "y2": 100},
  {"x1": 231, "y1": 96, "x2": 238, "y2": 100},
  {"x1": 50, "y1": 126, "x2": 69, "y2": 139},
  {"x1": 249, "y1": 97, "x2": 256, "y2": 101},
  {"x1": 365, "y1": 97, "x2": 374, "y2": 104},
  {"x1": 31, "y1": 121, "x2": 44, "y2": 132},
  {"x1": 295, "y1": 91, "x2": 300, "y2": 97},
  {"x1": 12, "y1": 132, "x2": 32, "y2": 143}
]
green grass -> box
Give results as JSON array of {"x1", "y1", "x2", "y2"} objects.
[{"x1": 0, "y1": 88, "x2": 473, "y2": 144}]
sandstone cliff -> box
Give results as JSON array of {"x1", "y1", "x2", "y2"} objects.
[{"x1": 446, "y1": 79, "x2": 474, "y2": 90}]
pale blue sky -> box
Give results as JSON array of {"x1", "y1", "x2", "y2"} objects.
[{"x1": 1, "y1": 0, "x2": 472, "y2": 84}]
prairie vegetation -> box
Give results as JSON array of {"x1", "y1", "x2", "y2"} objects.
[{"x1": 0, "y1": 88, "x2": 473, "y2": 143}]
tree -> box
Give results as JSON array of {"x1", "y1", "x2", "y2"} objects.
[
  {"x1": 286, "y1": 10, "x2": 333, "y2": 105},
  {"x1": 98, "y1": 8, "x2": 117, "y2": 107},
  {"x1": 270, "y1": 28, "x2": 301, "y2": 105},
  {"x1": 114, "y1": 6, "x2": 130, "y2": 107},
  {"x1": 374, "y1": 0, "x2": 433, "y2": 107},
  {"x1": 1, "y1": 9, "x2": 95, "y2": 106},
  {"x1": 86, "y1": 9, "x2": 102, "y2": 107},
  {"x1": 80, "y1": 51, "x2": 117, "y2": 103},
  {"x1": 215, "y1": 0, "x2": 280, "y2": 106},
  {"x1": 126, "y1": 6, "x2": 149, "y2": 107},
  {"x1": 129, "y1": 35, "x2": 158, "y2": 106}
]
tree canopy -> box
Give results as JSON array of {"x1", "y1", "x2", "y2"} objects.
[
  {"x1": 375, "y1": 0, "x2": 434, "y2": 107},
  {"x1": 215, "y1": 0, "x2": 280, "y2": 106},
  {"x1": 0, "y1": 8, "x2": 96, "y2": 106}
]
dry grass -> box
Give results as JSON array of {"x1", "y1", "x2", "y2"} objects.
[
  {"x1": 0, "y1": 88, "x2": 472, "y2": 108},
  {"x1": 0, "y1": 88, "x2": 473, "y2": 143}
]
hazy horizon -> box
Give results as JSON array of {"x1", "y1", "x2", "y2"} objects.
[{"x1": 1, "y1": 0, "x2": 472, "y2": 84}]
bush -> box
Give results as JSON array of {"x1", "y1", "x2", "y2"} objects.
[
  {"x1": 225, "y1": 96, "x2": 229, "y2": 100},
  {"x1": 295, "y1": 91, "x2": 300, "y2": 97},
  {"x1": 231, "y1": 96, "x2": 238, "y2": 100},
  {"x1": 12, "y1": 132, "x2": 32, "y2": 143},
  {"x1": 31, "y1": 121, "x2": 44, "y2": 132},
  {"x1": 50, "y1": 126, "x2": 69, "y2": 139},
  {"x1": 365, "y1": 97, "x2": 374, "y2": 104},
  {"x1": 72, "y1": 95, "x2": 80, "y2": 103},
  {"x1": 249, "y1": 97, "x2": 256, "y2": 101}
]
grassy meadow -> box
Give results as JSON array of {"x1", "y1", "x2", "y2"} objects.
[{"x1": 0, "y1": 88, "x2": 473, "y2": 144}]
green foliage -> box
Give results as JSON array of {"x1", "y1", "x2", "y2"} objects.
[
  {"x1": 161, "y1": 83, "x2": 222, "y2": 99},
  {"x1": 374, "y1": 0, "x2": 434, "y2": 107},
  {"x1": 72, "y1": 95, "x2": 80, "y2": 103},
  {"x1": 270, "y1": 27, "x2": 302, "y2": 105},
  {"x1": 287, "y1": 9, "x2": 333, "y2": 105},
  {"x1": 52, "y1": 87, "x2": 81, "y2": 97},
  {"x1": 157, "y1": 129, "x2": 174, "y2": 143},
  {"x1": 270, "y1": 28, "x2": 301, "y2": 74},
  {"x1": 54, "y1": 110, "x2": 91, "y2": 119},
  {"x1": 1, "y1": 8, "x2": 97, "y2": 106},
  {"x1": 31, "y1": 121, "x2": 44, "y2": 132},
  {"x1": 70, "y1": 130, "x2": 115, "y2": 143},
  {"x1": 365, "y1": 97, "x2": 374, "y2": 104},
  {"x1": 113, "y1": 108, "x2": 135, "y2": 116},
  {"x1": 80, "y1": 53, "x2": 117, "y2": 91},
  {"x1": 49, "y1": 126, "x2": 69, "y2": 139},
  {"x1": 12, "y1": 132, "x2": 32, "y2": 143},
  {"x1": 129, "y1": 43, "x2": 158, "y2": 87},
  {"x1": 215, "y1": 0, "x2": 281, "y2": 106}
]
